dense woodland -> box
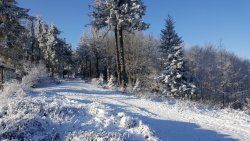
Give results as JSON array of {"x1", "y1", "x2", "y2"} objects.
[{"x1": 1, "y1": 0, "x2": 250, "y2": 110}]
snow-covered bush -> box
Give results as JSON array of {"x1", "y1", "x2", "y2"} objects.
[
  {"x1": 106, "y1": 75, "x2": 116, "y2": 88},
  {"x1": 117, "y1": 112, "x2": 157, "y2": 141},
  {"x1": 119, "y1": 115, "x2": 138, "y2": 129},
  {"x1": 66, "y1": 131, "x2": 125, "y2": 141},
  {"x1": 125, "y1": 83, "x2": 134, "y2": 93},
  {"x1": 21, "y1": 63, "x2": 48, "y2": 89},
  {"x1": 0, "y1": 80, "x2": 26, "y2": 98},
  {"x1": 230, "y1": 98, "x2": 250, "y2": 111},
  {"x1": 133, "y1": 78, "x2": 141, "y2": 92},
  {"x1": 124, "y1": 79, "x2": 141, "y2": 93},
  {"x1": 97, "y1": 73, "x2": 104, "y2": 86},
  {"x1": 245, "y1": 98, "x2": 250, "y2": 111},
  {"x1": 0, "y1": 94, "x2": 159, "y2": 141},
  {"x1": 0, "y1": 63, "x2": 48, "y2": 98},
  {"x1": 91, "y1": 74, "x2": 107, "y2": 88},
  {"x1": 0, "y1": 97, "x2": 60, "y2": 141}
]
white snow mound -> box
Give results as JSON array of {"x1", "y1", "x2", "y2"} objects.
[{"x1": 0, "y1": 89, "x2": 158, "y2": 141}]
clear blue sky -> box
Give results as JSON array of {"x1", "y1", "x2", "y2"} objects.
[{"x1": 17, "y1": 0, "x2": 250, "y2": 59}]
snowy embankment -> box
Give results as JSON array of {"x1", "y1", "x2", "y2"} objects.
[
  {"x1": 1, "y1": 79, "x2": 250, "y2": 141},
  {"x1": 0, "y1": 79, "x2": 157, "y2": 141}
]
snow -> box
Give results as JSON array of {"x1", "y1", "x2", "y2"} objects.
[
  {"x1": 0, "y1": 80, "x2": 157, "y2": 141},
  {"x1": 106, "y1": 75, "x2": 116, "y2": 88},
  {"x1": 1, "y1": 79, "x2": 250, "y2": 140}
]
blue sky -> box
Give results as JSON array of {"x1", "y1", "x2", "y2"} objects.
[{"x1": 18, "y1": 0, "x2": 250, "y2": 59}]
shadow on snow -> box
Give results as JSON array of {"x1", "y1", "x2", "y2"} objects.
[{"x1": 29, "y1": 81, "x2": 238, "y2": 141}]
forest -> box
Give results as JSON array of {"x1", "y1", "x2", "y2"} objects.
[{"x1": 1, "y1": 0, "x2": 250, "y2": 110}]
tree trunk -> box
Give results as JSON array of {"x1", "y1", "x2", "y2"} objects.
[
  {"x1": 31, "y1": 41, "x2": 34, "y2": 62},
  {"x1": 119, "y1": 27, "x2": 127, "y2": 88},
  {"x1": 107, "y1": 56, "x2": 111, "y2": 80},
  {"x1": 30, "y1": 20, "x2": 35, "y2": 62},
  {"x1": 95, "y1": 51, "x2": 100, "y2": 78},
  {"x1": 80, "y1": 62, "x2": 84, "y2": 80},
  {"x1": 115, "y1": 27, "x2": 121, "y2": 85},
  {"x1": 68, "y1": 64, "x2": 70, "y2": 79},
  {"x1": 51, "y1": 66, "x2": 54, "y2": 78},
  {"x1": 84, "y1": 58, "x2": 87, "y2": 78},
  {"x1": 62, "y1": 65, "x2": 65, "y2": 79},
  {"x1": 127, "y1": 39, "x2": 132, "y2": 86},
  {"x1": 0, "y1": 67, "x2": 3, "y2": 84},
  {"x1": 103, "y1": 66, "x2": 108, "y2": 81},
  {"x1": 223, "y1": 92, "x2": 225, "y2": 108},
  {"x1": 89, "y1": 61, "x2": 92, "y2": 79}
]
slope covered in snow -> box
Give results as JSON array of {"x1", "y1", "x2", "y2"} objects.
[{"x1": 1, "y1": 79, "x2": 250, "y2": 141}]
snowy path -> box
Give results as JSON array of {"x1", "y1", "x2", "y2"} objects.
[{"x1": 33, "y1": 80, "x2": 250, "y2": 141}]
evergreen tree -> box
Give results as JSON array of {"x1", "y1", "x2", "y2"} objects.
[
  {"x1": 35, "y1": 17, "x2": 49, "y2": 61},
  {"x1": 91, "y1": 0, "x2": 121, "y2": 85},
  {"x1": 160, "y1": 15, "x2": 183, "y2": 58},
  {"x1": 90, "y1": 28, "x2": 106, "y2": 78},
  {"x1": 76, "y1": 31, "x2": 106, "y2": 79},
  {"x1": 63, "y1": 43, "x2": 73, "y2": 69},
  {"x1": 76, "y1": 33, "x2": 93, "y2": 79},
  {"x1": 91, "y1": 0, "x2": 149, "y2": 87},
  {"x1": 0, "y1": 0, "x2": 31, "y2": 48},
  {"x1": 46, "y1": 23, "x2": 61, "y2": 77},
  {"x1": 0, "y1": 0, "x2": 33, "y2": 65},
  {"x1": 26, "y1": 19, "x2": 40, "y2": 62},
  {"x1": 158, "y1": 16, "x2": 196, "y2": 97},
  {"x1": 52, "y1": 38, "x2": 72, "y2": 78}
]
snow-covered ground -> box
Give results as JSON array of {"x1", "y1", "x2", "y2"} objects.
[{"x1": 1, "y1": 79, "x2": 250, "y2": 141}]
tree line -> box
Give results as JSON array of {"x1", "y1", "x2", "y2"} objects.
[
  {"x1": 77, "y1": 0, "x2": 250, "y2": 109},
  {"x1": 186, "y1": 45, "x2": 250, "y2": 109},
  {"x1": 1, "y1": 0, "x2": 249, "y2": 110},
  {"x1": 0, "y1": 0, "x2": 72, "y2": 79}
]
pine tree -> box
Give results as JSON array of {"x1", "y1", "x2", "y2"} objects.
[
  {"x1": 91, "y1": 0, "x2": 121, "y2": 85},
  {"x1": 160, "y1": 15, "x2": 183, "y2": 58},
  {"x1": 46, "y1": 23, "x2": 61, "y2": 77},
  {"x1": 35, "y1": 17, "x2": 49, "y2": 61},
  {"x1": 158, "y1": 16, "x2": 196, "y2": 97},
  {"x1": 0, "y1": 0, "x2": 31, "y2": 48},
  {"x1": 115, "y1": 0, "x2": 149, "y2": 88},
  {"x1": 91, "y1": 0, "x2": 149, "y2": 87},
  {"x1": 0, "y1": 0, "x2": 32, "y2": 65},
  {"x1": 76, "y1": 33, "x2": 93, "y2": 79},
  {"x1": 26, "y1": 19, "x2": 40, "y2": 62},
  {"x1": 91, "y1": 28, "x2": 105, "y2": 78},
  {"x1": 63, "y1": 43, "x2": 73, "y2": 77}
]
